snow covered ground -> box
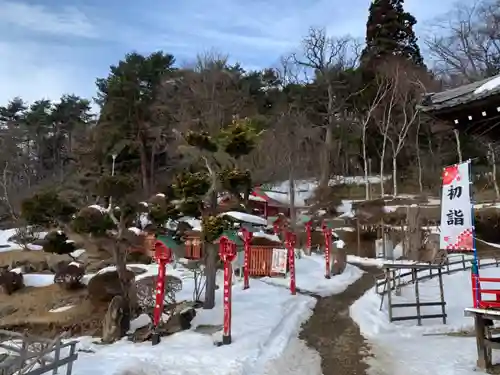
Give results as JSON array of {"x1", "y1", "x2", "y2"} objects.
[
  {"x1": 262, "y1": 253, "x2": 364, "y2": 296},
  {"x1": 350, "y1": 264, "x2": 500, "y2": 375},
  {"x1": 0, "y1": 228, "x2": 365, "y2": 375},
  {"x1": 0, "y1": 228, "x2": 46, "y2": 251}
]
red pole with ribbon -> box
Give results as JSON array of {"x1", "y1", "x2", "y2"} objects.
[
  {"x1": 322, "y1": 223, "x2": 331, "y2": 279},
  {"x1": 219, "y1": 237, "x2": 237, "y2": 345},
  {"x1": 305, "y1": 221, "x2": 312, "y2": 253},
  {"x1": 152, "y1": 240, "x2": 172, "y2": 345},
  {"x1": 241, "y1": 228, "x2": 253, "y2": 290},
  {"x1": 285, "y1": 231, "x2": 297, "y2": 295}
]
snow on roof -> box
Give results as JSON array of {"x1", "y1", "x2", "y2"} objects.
[
  {"x1": 221, "y1": 211, "x2": 267, "y2": 226},
  {"x1": 178, "y1": 216, "x2": 202, "y2": 231},
  {"x1": 251, "y1": 231, "x2": 281, "y2": 243},
  {"x1": 474, "y1": 75, "x2": 500, "y2": 95}
]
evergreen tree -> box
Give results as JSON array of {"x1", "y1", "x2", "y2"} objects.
[{"x1": 361, "y1": 0, "x2": 425, "y2": 68}]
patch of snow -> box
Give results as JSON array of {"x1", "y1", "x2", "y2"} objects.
[
  {"x1": 128, "y1": 227, "x2": 142, "y2": 235},
  {"x1": 26, "y1": 244, "x2": 43, "y2": 251},
  {"x1": 49, "y1": 305, "x2": 75, "y2": 313},
  {"x1": 350, "y1": 264, "x2": 500, "y2": 375},
  {"x1": 128, "y1": 313, "x2": 151, "y2": 333},
  {"x1": 88, "y1": 205, "x2": 108, "y2": 213},
  {"x1": 70, "y1": 249, "x2": 86, "y2": 258},
  {"x1": 221, "y1": 211, "x2": 267, "y2": 226},
  {"x1": 156, "y1": 193, "x2": 165, "y2": 198},
  {"x1": 10, "y1": 267, "x2": 22, "y2": 274},
  {"x1": 0, "y1": 230, "x2": 36, "y2": 252},
  {"x1": 262, "y1": 253, "x2": 364, "y2": 297},
  {"x1": 333, "y1": 239, "x2": 345, "y2": 249},
  {"x1": 23, "y1": 274, "x2": 54, "y2": 287},
  {"x1": 69, "y1": 262, "x2": 83, "y2": 268}
]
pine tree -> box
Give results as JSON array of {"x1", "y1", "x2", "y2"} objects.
[{"x1": 361, "y1": 0, "x2": 425, "y2": 68}]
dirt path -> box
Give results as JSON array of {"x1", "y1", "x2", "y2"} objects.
[{"x1": 299, "y1": 266, "x2": 380, "y2": 375}]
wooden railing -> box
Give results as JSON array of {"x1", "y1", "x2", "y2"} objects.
[
  {"x1": 0, "y1": 330, "x2": 78, "y2": 375},
  {"x1": 370, "y1": 252, "x2": 500, "y2": 296}
]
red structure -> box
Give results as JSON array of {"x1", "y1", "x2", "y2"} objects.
[
  {"x1": 471, "y1": 260, "x2": 500, "y2": 308},
  {"x1": 305, "y1": 221, "x2": 312, "y2": 253},
  {"x1": 241, "y1": 228, "x2": 253, "y2": 290},
  {"x1": 219, "y1": 236, "x2": 237, "y2": 345},
  {"x1": 322, "y1": 222, "x2": 332, "y2": 280},
  {"x1": 285, "y1": 231, "x2": 297, "y2": 295},
  {"x1": 218, "y1": 187, "x2": 290, "y2": 219},
  {"x1": 152, "y1": 240, "x2": 173, "y2": 345}
]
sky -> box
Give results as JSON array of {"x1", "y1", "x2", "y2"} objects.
[{"x1": 0, "y1": 0, "x2": 462, "y2": 107}]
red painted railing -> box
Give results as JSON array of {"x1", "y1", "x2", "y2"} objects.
[{"x1": 471, "y1": 271, "x2": 500, "y2": 309}]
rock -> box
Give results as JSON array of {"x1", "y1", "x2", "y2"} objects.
[
  {"x1": 332, "y1": 248, "x2": 347, "y2": 275},
  {"x1": 0, "y1": 270, "x2": 24, "y2": 295},
  {"x1": 10, "y1": 259, "x2": 49, "y2": 273},
  {"x1": 0, "y1": 305, "x2": 16, "y2": 318},
  {"x1": 54, "y1": 262, "x2": 85, "y2": 290},
  {"x1": 87, "y1": 269, "x2": 135, "y2": 304},
  {"x1": 87, "y1": 269, "x2": 139, "y2": 318},
  {"x1": 102, "y1": 295, "x2": 124, "y2": 344},
  {"x1": 163, "y1": 307, "x2": 196, "y2": 335}
]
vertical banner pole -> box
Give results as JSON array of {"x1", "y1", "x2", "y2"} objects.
[{"x1": 469, "y1": 159, "x2": 480, "y2": 308}]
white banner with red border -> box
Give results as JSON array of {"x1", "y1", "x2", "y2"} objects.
[{"x1": 439, "y1": 161, "x2": 474, "y2": 251}]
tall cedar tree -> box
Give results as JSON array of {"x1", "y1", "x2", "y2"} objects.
[{"x1": 361, "y1": 0, "x2": 425, "y2": 69}]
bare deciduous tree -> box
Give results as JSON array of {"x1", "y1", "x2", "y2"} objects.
[
  {"x1": 292, "y1": 28, "x2": 361, "y2": 188},
  {"x1": 426, "y1": 0, "x2": 500, "y2": 83}
]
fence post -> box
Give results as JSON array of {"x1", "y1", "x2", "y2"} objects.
[
  {"x1": 66, "y1": 343, "x2": 76, "y2": 375},
  {"x1": 462, "y1": 254, "x2": 466, "y2": 270},
  {"x1": 52, "y1": 338, "x2": 61, "y2": 375}
]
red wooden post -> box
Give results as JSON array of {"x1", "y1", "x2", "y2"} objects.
[
  {"x1": 152, "y1": 241, "x2": 172, "y2": 345},
  {"x1": 219, "y1": 237, "x2": 237, "y2": 345},
  {"x1": 264, "y1": 201, "x2": 268, "y2": 219},
  {"x1": 241, "y1": 228, "x2": 253, "y2": 290},
  {"x1": 305, "y1": 221, "x2": 312, "y2": 253},
  {"x1": 286, "y1": 231, "x2": 297, "y2": 295},
  {"x1": 322, "y1": 223, "x2": 331, "y2": 279}
]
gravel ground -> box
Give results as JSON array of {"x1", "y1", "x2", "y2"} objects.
[{"x1": 299, "y1": 266, "x2": 380, "y2": 375}]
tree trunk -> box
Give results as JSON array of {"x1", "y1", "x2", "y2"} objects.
[
  {"x1": 320, "y1": 126, "x2": 333, "y2": 189},
  {"x1": 203, "y1": 191, "x2": 219, "y2": 309},
  {"x1": 453, "y1": 129, "x2": 463, "y2": 163},
  {"x1": 320, "y1": 83, "x2": 335, "y2": 189},
  {"x1": 380, "y1": 133, "x2": 387, "y2": 197},
  {"x1": 362, "y1": 127, "x2": 369, "y2": 200},
  {"x1": 139, "y1": 142, "x2": 149, "y2": 196},
  {"x1": 203, "y1": 243, "x2": 218, "y2": 309},
  {"x1": 392, "y1": 154, "x2": 398, "y2": 197},
  {"x1": 113, "y1": 244, "x2": 131, "y2": 334},
  {"x1": 416, "y1": 120, "x2": 423, "y2": 193},
  {"x1": 149, "y1": 143, "x2": 157, "y2": 193}
]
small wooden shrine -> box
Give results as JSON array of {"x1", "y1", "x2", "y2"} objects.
[{"x1": 214, "y1": 229, "x2": 284, "y2": 277}]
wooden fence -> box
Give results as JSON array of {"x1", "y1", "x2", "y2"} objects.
[
  {"x1": 0, "y1": 330, "x2": 78, "y2": 375},
  {"x1": 374, "y1": 253, "x2": 500, "y2": 296}
]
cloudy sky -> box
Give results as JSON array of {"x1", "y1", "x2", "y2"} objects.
[{"x1": 0, "y1": 0, "x2": 462, "y2": 106}]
